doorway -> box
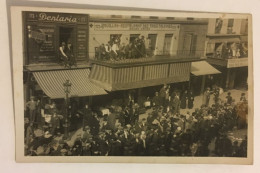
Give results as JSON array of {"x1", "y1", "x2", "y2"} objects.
[{"x1": 59, "y1": 26, "x2": 75, "y2": 46}]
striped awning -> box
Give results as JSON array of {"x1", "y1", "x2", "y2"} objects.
[
  {"x1": 191, "y1": 61, "x2": 221, "y2": 76},
  {"x1": 33, "y1": 69, "x2": 107, "y2": 99},
  {"x1": 89, "y1": 62, "x2": 191, "y2": 91}
]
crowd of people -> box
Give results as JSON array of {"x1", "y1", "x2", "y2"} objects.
[
  {"x1": 95, "y1": 35, "x2": 152, "y2": 61},
  {"x1": 24, "y1": 85, "x2": 248, "y2": 157},
  {"x1": 215, "y1": 42, "x2": 248, "y2": 59}
]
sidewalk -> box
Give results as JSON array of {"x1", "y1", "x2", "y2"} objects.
[{"x1": 180, "y1": 89, "x2": 248, "y2": 115}]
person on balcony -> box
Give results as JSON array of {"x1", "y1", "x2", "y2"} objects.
[
  {"x1": 139, "y1": 35, "x2": 146, "y2": 57},
  {"x1": 59, "y1": 42, "x2": 69, "y2": 67},
  {"x1": 221, "y1": 42, "x2": 229, "y2": 59},
  {"x1": 118, "y1": 43, "x2": 126, "y2": 60},
  {"x1": 111, "y1": 40, "x2": 119, "y2": 61},
  {"x1": 97, "y1": 44, "x2": 106, "y2": 61},
  {"x1": 105, "y1": 41, "x2": 112, "y2": 60},
  {"x1": 65, "y1": 41, "x2": 77, "y2": 67}
]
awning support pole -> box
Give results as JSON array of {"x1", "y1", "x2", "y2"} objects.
[{"x1": 200, "y1": 75, "x2": 206, "y2": 95}]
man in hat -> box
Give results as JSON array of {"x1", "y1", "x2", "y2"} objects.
[
  {"x1": 240, "y1": 93, "x2": 247, "y2": 102},
  {"x1": 59, "y1": 41, "x2": 69, "y2": 67},
  {"x1": 159, "y1": 84, "x2": 167, "y2": 106},
  {"x1": 202, "y1": 87, "x2": 211, "y2": 107},
  {"x1": 82, "y1": 104, "x2": 92, "y2": 130},
  {"x1": 213, "y1": 87, "x2": 220, "y2": 105},
  {"x1": 152, "y1": 92, "x2": 161, "y2": 108},
  {"x1": 65, "y1": 41, "x2": 77, "y2": 67},
  {"x1": 137, "y1": 131, "x2": 147, "y2": 156},
  {"x1": 49, "y1": 112, "x2": 60, "y2": 136},
  {"x1": 107, "y1": 109, "x2": 116, "y2": 131},
  {"x1": 72, "y1": 135, "x2": 83, "y2": 156},
  {"x1": 226, "y1": 92, "x2": 233, "y2": 105},
  {"x1": 172, "y1": 94, "x2": 181, "y2": 114},
  {"x1": 82, "y1": 126, "x2": 93, "y2": 143},
  {"x1": 26, "y1": 96, "x2": 37, "y2": 123}
]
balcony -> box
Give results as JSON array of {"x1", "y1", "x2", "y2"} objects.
[
  {"x1": 92, "y1": 49, "x2": 204, "y2": 68},
  {"x1": 88, "y1": 50, "x2": 204, "y2": 91},
  {"x1": 207, "y1": 52, "x2": 248, "y2": 68}
]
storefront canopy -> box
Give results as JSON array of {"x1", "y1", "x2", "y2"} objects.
[
  {"x1": 89, "y1": 62, "x2": 191, "y2": 91},
  {"x1": 33, "y1": 69, "x2": 107, "y2": 99},
  {"x1": 191, "y1": 61, "x2": 221, "y2": 76}
]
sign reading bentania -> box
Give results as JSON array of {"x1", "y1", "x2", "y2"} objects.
[{"x1": 26, "y1": 12, "x2": 88, "y2": 24}]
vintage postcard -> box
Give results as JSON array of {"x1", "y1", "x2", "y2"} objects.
[{"x1": 9, "y1": 2, "x2": 253, "y2": 164}]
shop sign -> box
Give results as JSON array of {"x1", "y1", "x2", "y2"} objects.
[
  {"x1": 92, "y1": 22, "x2": 179, "y2": 31},
  {"x1": 25, "y1": 12, "x2": 88, "y2": 24},
  {"x1": 227, "y1": 58, "x2": 248, "y2": 68}
]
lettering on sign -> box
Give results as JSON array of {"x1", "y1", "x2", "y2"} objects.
[
  {"x1": 25, "y1": 12, "x2": 88, "y2": 24},
  {"x1": 227, "y1": 58, "x2": 248, "y2": 68},
  {"x1": 92, "y1": 22, "x2": 179, "y2": 31},
  {"x1": 38, "y1": 13, "x2": 77, "y2": 23}
]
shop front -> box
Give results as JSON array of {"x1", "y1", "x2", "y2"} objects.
[
  {"x1": 190, "y1": 60, "x2": 221, "y2": 95},
  {"x1": 207, "y1": 57, "x2": 248, "y2": 90},
  {"x1": 23, "y1": 11, "x2": 89, "y2": 65}
]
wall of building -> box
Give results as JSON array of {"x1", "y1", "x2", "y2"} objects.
[
  {"x1": 178, "y1": 24, "x2": 208, "y2": 58},
  {"x1": 207, "y1": 18, "x2": 244, "y2": 35},
  {"x1": 88, "y1": 21, "x2": 181, "y2": 58}
]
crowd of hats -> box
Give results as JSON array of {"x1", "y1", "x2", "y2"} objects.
[{"x1": 25, "y1": 93, "x2": 248, "y2": 157}]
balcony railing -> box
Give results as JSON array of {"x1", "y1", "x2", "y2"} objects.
[
  {"x1": 207, "y1": 51, "x2": 248, "y2": 68},
  {"x1": 207, "y1": 50, "x2": 248, "y2": 60},
  {"x1": 94, "y1": 48, "x2": 205, "y2": 64}
]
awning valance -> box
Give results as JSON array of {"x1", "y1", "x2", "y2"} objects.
[
  {"x1": 33, "y1": 69, "x2": 107, "y2": 99},
  {"x1": 191, "y1": 61, "x2": 221, "y2": 76},
  {"x1": 89, "y1": 62, "x2": 191, "y2": 91}
]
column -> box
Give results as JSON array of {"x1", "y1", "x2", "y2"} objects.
[
  {"x1": 200, "y1": 75, "x2": 206, "y2": 94},
  {"x1": 225, "y1": 68, "x2": 231, "y2": 89}
]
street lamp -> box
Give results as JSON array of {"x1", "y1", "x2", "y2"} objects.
[{"x1": 63, "y1": 79, "x2": 72, "y2": 139}]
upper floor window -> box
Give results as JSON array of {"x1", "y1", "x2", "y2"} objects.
[
  {"x1": 215, "y1": 18, "x2": 223, "y2": 34},
  {"x1": 131, "y1": 16, "x2": 141, "y2": 19},
  {"x1": 182, "y1": 33, "x2": 197, "y2": 56},
  {"x1": 166, "y1": 17, "x2": 175, "y2": 20},
  {"x1": 187, "y1": 17, "x2": 194, "y2": 20},
  {"x1": 227, "y1": 19, "x2": 234, "y2": 34},
  {"x1": 150, "y1": 16, "x2": 159, "y2": 19},
  {"x1": 111, "y1": 15, "x2": 122, "y2": 18}
]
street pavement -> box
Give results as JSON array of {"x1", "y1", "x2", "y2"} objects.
[
  {"x1": 67, "y1": 89, "x2": 248, "y2": 151},
  {"x1": 139, "y1": 89, "x2": 248, "y2": 120},
  {"x1": 180, "y1": 89, "x2": 248, "y2": 115}
]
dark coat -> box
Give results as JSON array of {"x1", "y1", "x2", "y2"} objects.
[
  {"x1": 136, "y1": 139, "x2": 147, "y2": 156},
  {"x1": 82, "y1": 108, "x2": 92, "y2": 129},
  {"x1": 188, "y1": 92, "x2": 195, "y2": 109},
  {"x1": 180, "y1": 93, "x2": 188, "y2": 109}
]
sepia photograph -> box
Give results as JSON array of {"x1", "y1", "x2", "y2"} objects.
[{"x1": 8, "y1": 1, "x2": 253, "y2": 164}]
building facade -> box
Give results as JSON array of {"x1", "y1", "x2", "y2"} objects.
[
  {"x1": 88, "y1": 15, "x2": 209, "y2": 98},
  {"x1": 205, "y1": 18, "x2": 248, "y2": 90},
  {"x1": 23, "y1": 12, "x2": 215, "y2": 108},
  {"x1": 23, "y1": 11, "x2": 107, "y2": 109}
]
